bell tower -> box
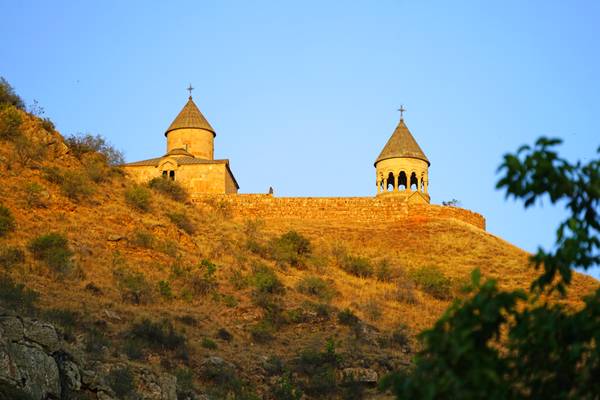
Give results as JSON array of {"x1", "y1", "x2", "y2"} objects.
[
  {"x1": 374, "y1": 107, "x2": 430, "y2": 203},
  {"x1": 165, "y1": 86, "x2": 215, "y2": 160}
]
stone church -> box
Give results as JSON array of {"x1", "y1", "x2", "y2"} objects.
[
  {"x1": 123, "y1": 93, "x2": 430, "y2": 204},
  {"x1": 122, "y1": 94, "x2": 239, "y2": 194}
]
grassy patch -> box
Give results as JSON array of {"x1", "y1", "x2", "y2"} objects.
[
  {"x1": 148, "y1": 177, "x2": 188, "y2": 202},
  {"x1": 113, "y1": 266, "x2": 153, "y2": 304},
  {"x1": 166, "y1": 211, "x2": 196, "y2": 234},
  {"x1": 28, "y1": 233, "x2": 74, "y2": 275},
  {"x1": 411, "y1": 266, "x2": 452, "y2": 300},
  {"x1": 268, "y1": 231, "x2": 311, "y2": 267},
  {"x1": 0, "y1": 275, "x2": 38, "y2": 314},
  {"x1": 0, "y1": 204, "x2": 15, "y2": 237},
  {"x1": 296, "y1": 276, "x2": 334, "y2": 301},
  {"x1": 125, "y1": 185, "x2": 151, "y2": 212}
]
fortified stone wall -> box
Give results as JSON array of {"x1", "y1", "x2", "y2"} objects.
[{"x1": 193, "y1": 194, "x2": 486, "y2": 230}]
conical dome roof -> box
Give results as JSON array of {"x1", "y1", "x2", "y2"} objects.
[
  {"x1": 165, "y1": 97, "x2": 215, "y2": 137},
  {"x1": 374, "y1": 118, "x2": 429, "y2": 166}
]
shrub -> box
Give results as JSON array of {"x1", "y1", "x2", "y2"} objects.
[
  {"x1": 159, "y1": 240, "x2": 178, "y2": 257},
  {"x1": 129, "y1": 319, "x2": 186, "y2": 351},
  {"x1": 28, "y1": 233, "x2": 73, "y2": 275},
  {"x1": 251, "y1": 263, "x2": 284, "y2": 295},
  {"x1": 0, "y1": 246, "x2": 25, "y2": 269},
  {"x1": 269, "y1": 231, "x2": 311, "y2": 267},
  {"x1": 296, "y1": 276, "x2": 334, "y2": 301},
  {"x1": 106, "y1": 367, "x2": 135, "y2": 398},
  {"x1": 337, "y1": 308, "x2": 360, "y2": 327},
  {"x1": 294, "y1": 341, "x2": 340, "y2": 396},
  {"x1": 131, "y1": 229, "x2": 154, "y2": 249},
  {"x1": 148, "y1": 177, "x2": 188, "y2": 202},
  {"x1": 158, "y1": 280, "x2": 173, "y2": 300},
  {"x1": 395, "y1": 279, "x2": 419, "y2": 304},
  {"x1": 23, "y1": 182, "x2": 47, "y2": 208},
  {"x1": 83, "y1": 156, "x2": 112, "y2": 183},
  {"x1": 361, "y1": 297, "x2": 382, "y2": 321},
  {"x1": 375, "y1": 259, "x2": 394, "y2": 282},
  {"x1": 123, "y1": 338, "x2": 145, "y2": 360},
  {"x1": 216, "y1": 328, "x2": 233, "y2": 342},
  {"x1": 13, "y1": 135, "x2": 46, "y2": 167},
  {"x1": 113, "y1": 266, "x2": 152, "y2": 304},
  {"x1": 271, "y1": 373, "x2": 303, "y2": 400},
  {"x1": 0, "y1": 77, "x2": 25, "y2": 109},
  {"x1": 42, "y1": 166, "x2": 64, "y2": 184},
  {"x1": 341, "y1": 255, "x2": 374, "y2": 278},
  {"x1": 0, "y1": 275, "x2": 38, "y2": 314},
  {"x1": 229, "y1": 270, "x2": 249, "y2": 290},
  {"x1": 175, "y1": 368, "x2": 195, "y2": 398},
  {"x1": 305, "y1": 301, "x2": 333, "y2": 320},
  {"x1": 389, "y1": 325, "x2": 410, "y2": 348},
  {"x1": 0, "y1": 205, "x2": 15, "y2": 237},
  {"x1": 0, "y1": 105, "x2": 22, "y2": 140},
  {"x1": 65, "y1": 133, "x2": 124, "y2": 166},
  {"x1": 411, "y1": 266, "x2": 452, "y2": 300},
  {"x1": 202, "y1": 337, "x2": 218, "y2": 349},
  {"x1": 166, "y1": 211, "x2": 196, "y2": 234},
  {"x1": 189, "y1": 259, "x2": 218, "y2": 296},
  {"x1": 250, "y1": 320, "x2": 275, "y2": 343},
  {"x1": 60, "y1": 171, "x2": 93, "y2": 201},
  {"x1": 85, "y1": 326, "x2": 110, "y2": 355},
  {"x1": 125, "y1": 185, "x2": 151, "y2": 212},
  {"x1": 222, "y1": 294, "x2": 238, "y2": 307}
]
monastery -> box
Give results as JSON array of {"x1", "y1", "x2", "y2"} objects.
[{"x1": 123, "y1": 92, "x2": 431, "y2": 205}]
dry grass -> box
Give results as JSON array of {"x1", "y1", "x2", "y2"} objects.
[{"x1": 0, "y1": 110, "x2": 597, "y2": 391}]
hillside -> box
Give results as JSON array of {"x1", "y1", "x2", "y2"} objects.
[{"x1": 0, "y1": 106, "x2": 597, "y2": 399}]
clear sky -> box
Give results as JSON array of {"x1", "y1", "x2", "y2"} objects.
[{"x1": 1, "y1": 1, "x2": 598, "y2": 277}]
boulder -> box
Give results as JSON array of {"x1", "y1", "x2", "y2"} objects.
[
  {"x1": 23, "y1": 319, "x2": 60, "y2": 352},
  {"x1": 341, "y1": 367, "x2": 378, "y2": 385}
]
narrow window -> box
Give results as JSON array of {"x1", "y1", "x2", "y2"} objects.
[
  {"x1": 162, "y1": 171, "x2": 168, "y2": 178},
  {"x1": 169, "y1": 170, "x2": 175, "y2": 181}
]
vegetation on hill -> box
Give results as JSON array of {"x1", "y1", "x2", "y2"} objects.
[
  {"x1": 0, "y1": 77, "x2": 597, "y2": 399},
  {"x1": 382, "y1": 138, "x2": 600, "y2": 398}
]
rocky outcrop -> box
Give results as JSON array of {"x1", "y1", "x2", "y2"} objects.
[{"x1": 0, "y1": 310, "x2": 182, "y2": 400}]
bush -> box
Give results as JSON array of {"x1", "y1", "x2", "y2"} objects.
[
  {"x1": 123, "y1": 338, "x2": 145, "y2": 360},
  {"x1": 341, "y1": 255, "x2": 374, "y2": 278},
  {"x1": 131, "y1": 229, "x2": 154, "y2": 249},
  {"x1": 389, "y1": 325, "x2": 410, "y2": 348},
  {"x1": 269, "y1": 231, "x2": 311, "y2": 267},
  {"x1": 13, "y1": 135, "x2": 46, "y2": 167},
  {"x1": 411, "y1": 266, "x2": 452, "y2": 300},
  {"x1": 294, "y1": 341, "x2": 340, "y2": 396},
  {"x1": 216, "y1": 328, "x2": 233, "y2": 341},
  {"x1": 296, "y1": 276, "x2": 334, "y2": 301},
  {"x1": 60, "y1": 171, "x2": 93, "y2": 201},
  {"x1": 0, "y1": 275, "x2": 38, "y2": 314},
  {"x1": 0, "y1": 205, "x2": 15, "y2": 237},
  {"x1": 189, "y1": 259, "x2": 218, "y2": 296},
  {"x1": 0, "y1": 77, "x2": 25, "y2": 109},
  {"x1": 84, "y1": 326, "x2": 110, "y2": 355},
  {"x1": 394, "y1": 279, "x2": 419, "y2": 304},
  {"x1": 251, "y1": 263, "x2": 284, "y2": 295},
  {"x1": 271, "y1": 373, "x2": 303, "y2": 400},
  {"x1": 222, "y1": 294, "x2": 238, "y2": 307},
  {"x1": 65, "y1": 133, "x2": 124, "y2": 166},
  {"x1": 28, "y1": 233, "x2": 73, "y2": 275},
  {"x1": 175, "y1": 368, "x2": 195, "y2": 398},
  {"x1": 250, "y1": 320, "x2": 275, "y2": 343},
  {"x1": 337, "y1": 308, "x2": 360, "y2": 327},
  {"x1": 158, "y1": 280, "x2": 173, "y2": 300},
  {"x1": 106, "y1": 367, "x2": 135, "y2": 398},
  {"x1": 202, "y1": 337, "x2": 218, "y2": 349},
  {"x1": 0, "y1": 105, "x2": 22, "y2": 140},
  {"x1": 113, "y1": 267, "x2": 152, "y2": 304},
  {"x1": 125, "y1": 185, "x2": 151, "y2": 212},
  {"x1": 0, "y1": 246, "x2": 25, "y2": 269},
  {"x1": 166, "y1": 211, "x2": 196, "y2": 234},
  {"x1": 23, "y1": 182, "x2": 47, "y2": 208},
  {"x1": 375, "y1": 259, "x2": 394, "y2": 282},
  {"x1": 129, "y1": 319, "x2": 186, "y2": 352},
  {"x1": 148, "y1": 177, "x2": 188, "y2": 202},
  {"x1": 42, "y1": 166, "x2": 64, "y2": 184}
]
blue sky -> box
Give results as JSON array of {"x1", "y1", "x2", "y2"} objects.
[{"x1": 1, "y1": 1, "x2": 598, "y2": 277}]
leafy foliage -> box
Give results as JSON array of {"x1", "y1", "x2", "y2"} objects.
[
  {"x1": 340, "y1": 255, "x2": 374, "y2": 278},
  {"x1": 65, "y1": 133, "x2": 125, "y2": 166},
  {"x1": 410, "y1": 266, "x2": 452, "y2": 300},
  {"x1": 296, "y1": 275, "x2": 334, "y2": 301},
  {"x1": 269, "y1": 230, "x2": 311, "y2": 267},
  {"x1": 124, "y1": 185, "x2": 151, "y2": 212},
  {"x1": 148, "y1": 177, "x2": 188, "y2": 202},
  {"x1": 129, "y1": 319, "x2": 186, "y2": 352},
  {"x1": 0, "y1": 77, "x2": 25, "y2": 110},
  {"x1": 383, "y1": 138, "x2": 600, "y2": 399},
  {"x1": 0, "y1": 105, "x2": 23, "y2": 140},
  {"x1": 0, "y1": 275, "x2": 38, "y2": 314},
  {"x1": 27, "y1": 233, "x2": 74, "y2": 275},
  {"x1": 0, "y1": 204, "x2": 15, "y2": 237}
]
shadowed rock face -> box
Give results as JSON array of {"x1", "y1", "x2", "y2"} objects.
[{"x1": 0, "y1": 310, "x2": 180, "y2": 400}]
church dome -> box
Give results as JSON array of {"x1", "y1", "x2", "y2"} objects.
[
  {"x1": 374, "y1": 118, "x2": 429, "y2": 166},
  {"x1": 165, "y1": 96, "x2": 215, "y2": 137}
]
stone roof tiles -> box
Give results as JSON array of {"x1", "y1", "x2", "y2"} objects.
[
  {"x1": 375, "y1": 118, "x2": 429, "y2": 166},
  {"x1": 165, "y1": 97, "x2": 215, "y2": 137}
]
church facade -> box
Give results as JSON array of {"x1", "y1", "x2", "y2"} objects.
[
  {"x1": 122, "y1": 95, "x2": 239, "y2": 195},
  {"x1": 123, "y1": 93, "x2": 429, "y2": 204}
]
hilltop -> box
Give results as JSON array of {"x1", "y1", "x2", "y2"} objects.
[{"x1": 0, "y1": 102, "x2": 597, "y2": 399}]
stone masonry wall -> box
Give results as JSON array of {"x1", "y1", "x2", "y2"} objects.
[{"x1": 193, "y1": 194, "x2": 486, "y2": 230}]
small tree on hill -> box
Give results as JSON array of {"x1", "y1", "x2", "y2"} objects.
[{"x1": 382, "y1": 138, "x2": 600, "y2": 399}]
